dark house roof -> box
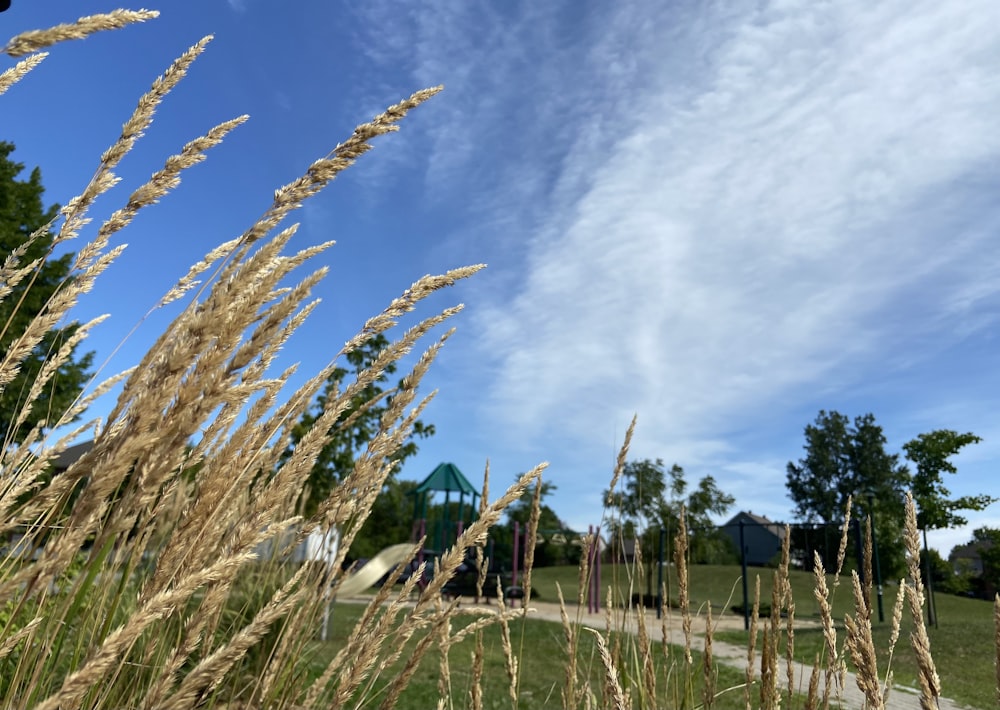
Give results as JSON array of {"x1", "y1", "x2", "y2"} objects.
[
  {"x1": 949, "y1": 541, "x2": 991, "y2": 561},
  {"x1": 50, "y1": 440, "x2": 94, "y2": 472},
  {"x1": 723, "y1": 511, "x2": 787, "y2": 539}
]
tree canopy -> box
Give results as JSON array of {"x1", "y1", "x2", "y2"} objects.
[
  {"x1": 786, "y1": 411, "x2": 911, "y2": 575},
  {"x1": 284, "y1": 332, "x2": 434, "y2": 519},
  {"x1": 0, "y1": 142, "x2": 92, "y2": 446},
  {"x1": 606, "y1": 458, "x2": 735, "y2": 563},
  {"x1": 786, "y1": 411, "x2": 910, "y2": 526},
  {"x1": 903, "y1": 430, "x2": 993, "y2": 530}
]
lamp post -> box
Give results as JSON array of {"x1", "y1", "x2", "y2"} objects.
[{"x1": 865, "y1": 490, "x2": 885, "y2": 623}]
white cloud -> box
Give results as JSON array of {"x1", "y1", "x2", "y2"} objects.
[
  {"x1": 473, "y1": 0, "x2": 1000, "y2": 450},
  {"x1": 357, "y1": 0, "x2": 1000, "y2": 521}
]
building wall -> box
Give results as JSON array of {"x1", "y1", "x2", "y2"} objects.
[{"x1": 722, "y1": 514, "x2": 783, "y2": 566}]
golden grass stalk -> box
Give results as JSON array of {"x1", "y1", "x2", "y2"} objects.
[
  {"x1": 496, "y1": 579, "x2": 520, "y2": 706},
  {"x1": 844, "y1": 571, "x2": 883, "y2": 710},
  {"x1": 884, "y1": 578, "x2": 906, "y2": 682},
  {"x1": 304, "y1": 557, "x2": 424, "y2": 707},
  {"x1": 415, "y1": 464, "x2": 545, "y2": 614},
  {"x1": 812, "y1": 552, "x2": 840, "y2": 706},
  {"x1": 366, "y1": 468, "x2": 540, "y2": 710},
  {"x1": 659, "y1": 580, "x2": 671, "y2": 668},
  {"x1": 805, "y1": 655, "x2": 820, "y2": 710},
  {"x1": 63, "y1": 35, "x2": 213, "y2": 252},
  {"x1": 0, "y1": 52, "x2": 46, "y2": 96},
  {"x1": 558, "y1": 583, "x2": 580, "y2": 710},
  {"x1": 523, "y1": 476, "x2": 543, "y2": 605},
  {"x1": 578, "y1": 533, "x2": 592, "y2": 607},
  {"x1": 903, "y1": 492, "x2": 941, "y2": 710},
  {"x1": 703, "y1": 601, "x2": 715, "y2": 710},
  {"x1": 33, "y1": 551, "x2": 256, "y2": 710},
  {"x1": 160, "y1": 568, "x2": 309, "y2": 710},
  {"x1": 470, "y1": 629, "x2": 485, "y2": 710},
  {"x1": 0, "y1": 38, "x2": 214, "y2": 483},
  {"x1": 995, "y1": 593, "x2": 1000, "y2": 705},
  {"x1": 375, "y1": 609, "x2": 453, "y2": 710},
  {"x1": 779, "y1": 526, "x2": 795, "y2": 709},
  {"x1": 745, "y1": 573, "x2": 760, "y2": 710},
  {"x1": 436, "y1": 598, "x2": 454, "y2": 710},
  {"x1": 475, "y1": 462, "x2": 490, "y2": 599},
  {"x1": 94, "y1": 115, "x2": 249, "y2": 248},
  {"x1": 834, "y1": 495, "x2": 853, "y2": 585},
  {"x1": 3, "y1": 9, "x2": 159, "y2": 57},
  {"x1": 0, "y1": 9, "x2": 517, "y2": 710},
  {"x1": 237, "y1": 86, "x2": 443, "y2": 251},
  {"x1": 675, "y1": 506, "x2": 691, "y2": 667},
  {"x1": 863, "y1": 517, "x2": 874, "y2": 615},
  {"x1": 635, "y1": 595, "x2": 656, "y2": 707},
  {"x1": 760, "y1": 570, "x2": 781, "y2": 710},
  {"x1": 589, "y1": 628, "x2": 628, "y2": 710},
  {"x1": 0, "y1": 616, "x2": 42, "y2": 662},
  {"x1": 604, "y1": 414, "x2": 636, "y2": 506}
]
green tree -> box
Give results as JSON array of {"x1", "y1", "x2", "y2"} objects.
[
  {"x1": 0, "y1": 142, "x2": 93, "y2": 445},
  {"x1": 284, "y1": 332, "x2": 434, "y2": 519},
  {"x1": 966, "y1": 527, "x2": 1000, "y2": 597},
  {"x1": 903, "y1": 430, "x2": 993, "y2": 530},
  {"x1": 786, "y1": 411, "x2": 911, "y2": 575},
  {"x1": 686, "y1": 473, "x2": 737, "y2": 564},
  {"x1": 349, "y1": 478, "x2": 419, "y2": 559},
  {"x1": 903, "y1": 430, "x2": 992, "y2": 617},
  {"x1": 505, "y1": 478, "x2": 574, "y2": 567},
  {"x1": 506, "y1": 478, "x2": 560, "y2": 528},
  {"x1": 606, "y1": 459, "x2": 735, "y2": 564}
]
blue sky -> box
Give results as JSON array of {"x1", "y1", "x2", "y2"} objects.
[{"x1": 3, "y1": 1, "x2": 999, "y2": 557}]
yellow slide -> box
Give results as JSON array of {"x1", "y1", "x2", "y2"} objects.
[{"x1": 336, "y1": 543, "x2": 416, "y2": 597}]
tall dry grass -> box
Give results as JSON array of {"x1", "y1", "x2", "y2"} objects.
[
  {"x1": 1, "y1": 8, "x2": 998, "y2": 710},
  {"x1": 0, "y1": 9, "x2": 544, "y2": 709}
]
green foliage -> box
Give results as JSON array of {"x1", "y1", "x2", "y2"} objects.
[
  {"x1": 786, "y1": 411, "x2": 910, "y2": 576},
  {"x1": 504, "y1": 478, "x2": 580, "y2": 567},
  {"x1": 349, "y1": 479, "x2": 418, "y2": 559},
  {"x1": 968, "y1": 527, "x2": 1000, "y2": 594},
  {"x1": 0, "y1": 142, "x2": 92, "y2": 445},
  {"x1": 903, "y1": 429, "x2": 993, "y2": 530},
  {"x1": 606, "y1": 459, "x2": 735, "y2": 564},
  {"x1": 920, "y1": 547, "x2": 969, "y2": 596},
  {"x1": 284, "y1": 333, "x2": 434, "y2": 520},
  {"x1": 506, "y1": 477, "x2": 559, "y2": 527}
]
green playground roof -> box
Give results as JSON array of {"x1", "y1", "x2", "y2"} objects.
[{"x1": 411, "y1": 462, "x2": 479, "y2": 497}]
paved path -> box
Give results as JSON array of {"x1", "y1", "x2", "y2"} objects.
[
  {"x1": 338, "y1": 594, "x2": 974, "y2": 709},
  {"x1": 520, "y1": 601, "x2": 973, "y2": 710}
]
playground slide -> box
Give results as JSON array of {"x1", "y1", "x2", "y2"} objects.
[{"x1": 336, "y1": 543, "x2": 415, "y2": 597}]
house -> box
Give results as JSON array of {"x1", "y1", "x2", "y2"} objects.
[
  {"x1": 50, "y1": 440, "x2": 94, "y2": 473},
  {"x1": 721, "y1": 511, "x2": 786, "y2": 567},
  {"x1": 949, "y1": 542, "x2": 988, "y2": 576},
  {"x1": 2, "y1": 440, "x2": 96, "y2": 560}
]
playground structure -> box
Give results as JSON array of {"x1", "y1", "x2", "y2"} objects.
[
  {"x1": 403, "y1": 462, "x2": 603, "y2": 610},
  {"x1": 408, "y1": 462, "x2": 479, "y2": 554},
  {"x1": 332, "y1": 463, "x2": 603, "y2": 616}
]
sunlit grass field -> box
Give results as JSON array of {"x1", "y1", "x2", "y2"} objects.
[{"x1": 532, "y1": 564, "x2": 996, "y2": 708}]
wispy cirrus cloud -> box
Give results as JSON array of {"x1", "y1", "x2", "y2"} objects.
[{"x1": 356, "y1": 0, "x2": 1000, "y2": 525}]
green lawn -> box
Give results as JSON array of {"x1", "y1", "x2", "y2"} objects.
[
  {"x1": 529, "y1": 563, "x2": 995, "y2": 709},
  {"x1": 719, "y1": 583, "x2": 996, "y2": 710},
  {"x1": 318, "y1": 600, "x2": 761, "y2": 710}
]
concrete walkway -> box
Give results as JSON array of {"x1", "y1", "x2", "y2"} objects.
[{"x1": 519, "y1": 601, "x2": 974, "y2": 710}]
